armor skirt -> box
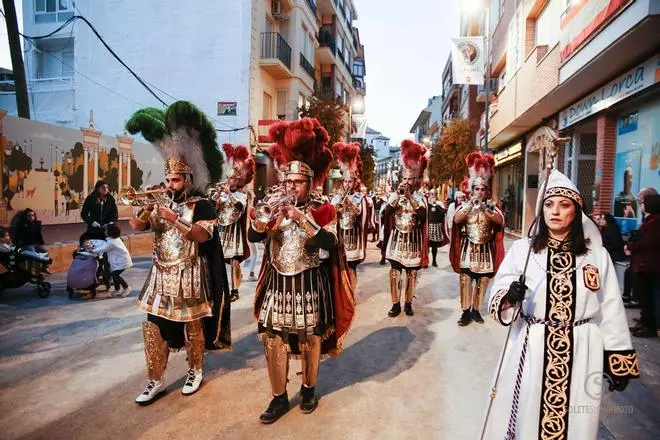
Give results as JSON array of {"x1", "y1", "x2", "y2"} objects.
[
  {"x1": 429, "y1": 222, "x2": 444, "y2": 244},
  {"x1": 137, "y1": 256, "x2": 213, "y2": 322},
  {"x1": 258, "y1": 265, "x2": 334, "y2": 342},
  {"x1": 386, "y1": 228, "x2": 423, "y2": 268},
  {"x1": 218, "y1": 222, "x2": 244, "y2": 261},
  {"x1": 340, "y1": 223, "x2": 365, "y2": 262},
  {"x1": 459, "y1": 238, "x2": 495, "y2": 275}
]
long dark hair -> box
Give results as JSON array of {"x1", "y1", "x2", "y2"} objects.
[{"x1": 530, "y1": 200, "x2": 590, "y2": 255}]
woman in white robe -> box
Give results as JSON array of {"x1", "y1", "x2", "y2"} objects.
[{"x1": 484, "y1": 170, "x2": 639, "y2": 440}]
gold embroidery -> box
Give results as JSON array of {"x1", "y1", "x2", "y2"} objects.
[
  {"x1": 609, "y1": 353, "x2": 640, "y2": 377},
  {"x1": 544, "y1": 187, "x2": 584, "y2": 208},
  {"x1": 489, "y1": 289, "x2": 507, "y2": 321},
  {"x1": 540, "y1": 245, "x2": 574, "y2": 439}
]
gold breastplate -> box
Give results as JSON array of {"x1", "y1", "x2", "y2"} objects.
[
  {"x1": 465, "y1": 209, "x2": 493, "y2": 244},
  {"x1": 153, "y1": 201, "x2": 196, "y2": 264},
  {"x1": 338, "y1": 194, "x2": 362, "y2": 230},
  {"x1": 394, "y1": 198, "x2": 417, "y2": 233},
  {"x1": 270, "y1": 203, "x2": 320, "y2": 275}
]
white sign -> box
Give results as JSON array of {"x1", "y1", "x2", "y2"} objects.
[
  {"x1": 559, "y1": 55, "x2": 659, "y2": 130},
  {"x1": 451, "y1": 37, "x2": 485, "y2": 85}
]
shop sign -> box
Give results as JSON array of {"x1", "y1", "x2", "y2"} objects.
[
  {"x1": 618, "y1": 111, "x2": 638, "y2": 135},
  {"x1": 494, "y1": 142, "x2": 522, "y2": 166},
  {"x1": 559, "y1": 56, "x2": 659, "y2": 130}
]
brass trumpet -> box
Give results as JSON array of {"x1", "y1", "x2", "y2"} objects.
[
  {"x1": 119, "y1": 186, "x2": 170, "y2": 207},
  {"x1": 254, "y1": 185, "x2": 296, "y2": 223}
]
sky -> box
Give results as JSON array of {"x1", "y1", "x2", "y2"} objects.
[
  {"x1": 356, "y1": 0, "x2": 460, "y2": 145},
  {"x1": 0, "y1": 0, "x2": 460, "y2": 145}
]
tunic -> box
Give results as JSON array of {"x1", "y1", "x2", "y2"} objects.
[
  {"x1": 484, "y1": 238, "x2": 640, "y2": 440},
  {"x1": 216, "y1": 190, "x2": 248, "y2": 261},
  {"x1": 385, "y1": 192, "x2": 427, "y2": 268},
  {"x1": 331, "y1": 192, "x2": 367, "y2": 263}
]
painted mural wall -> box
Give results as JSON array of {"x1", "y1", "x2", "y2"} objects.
[{"x1": 0, "y1": 112, "x2": 164, "y2": 226}]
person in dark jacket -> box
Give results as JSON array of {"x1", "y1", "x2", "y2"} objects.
[
  {"x1": 627, "y1": 193, "x2": 660, "y2": 337},
  {"x1": 81, "y1": 180, "x2": 118, "y2": 230},
  {"x1": 10, "y1": 208, "x2": 47, "y2": 253},
  {"x1": 597, "y1": 213, "x2": 626, "y2": 261}
]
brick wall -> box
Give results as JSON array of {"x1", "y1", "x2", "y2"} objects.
[{"x1": 593, "y1": 113, "x2": 617, "y2": 215}]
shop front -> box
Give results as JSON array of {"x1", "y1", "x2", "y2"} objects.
[
  {"x1": 493, "y1": 142, "x2": 524, "y2": 234},
  {"x1": 559, "y1": 54, "x2": 660, "y2": 232}
]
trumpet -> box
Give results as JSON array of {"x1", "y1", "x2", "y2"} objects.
[
  {"x1": 119, "y1": 186, "x2": 170, "y2": 207},
  {"x1": 254, "y1": 185, "x2": 297, "y2": 223},
  {"x1": 398, "y1": 183, "x2": 409, "y2": 196},
  {"x1": 208, "y1": 179, "x2": 232, "y2": 203}
]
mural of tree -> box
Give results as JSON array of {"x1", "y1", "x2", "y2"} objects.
[
  {"x1": 5, "y1": 145, "x2": 33, "y2": 174},
  {"x1": 69, "y1": 164, "x2": 84, "y2": 193},
  {"x1": 131, "y1": 157, "x2": 143, "y2": 189},
  {"x1": 105, "y1": 167, "x2": 119, "y2": 193}
]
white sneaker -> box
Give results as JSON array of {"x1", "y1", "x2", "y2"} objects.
[
  {"x1": 135, "y1": 380, "x2": 165, "y2": 405},
  {"x1": 181, "y1": 368, "x2": 203, "y2": 395},
  {"x1": 119, "y1": 286, "x2": 131, "y2": 297}
]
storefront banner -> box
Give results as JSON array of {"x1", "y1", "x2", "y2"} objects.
[
  {"x1": 560, "y1": 0, "x2": 634, "y2": 62},
  {"x1": 451, "y1": 37, "x2": 485, "y2": 85},
  {"x1": 559, "y1": 55, "x2": 660, "y2": 130},
  {"x1": 494, "y1": 142, "x2": 522, "y2": 166},
  {"x1": 612, "y1": 149, "x2": 641, "y2": 234}
]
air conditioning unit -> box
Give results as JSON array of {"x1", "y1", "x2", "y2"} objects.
[{"x1": 272, "y1": 0, "x2": 283, "y2": 18}]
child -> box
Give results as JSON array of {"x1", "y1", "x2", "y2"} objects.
[{"x1": 92, "y1": 224, "x2": 133, "y2": 297}]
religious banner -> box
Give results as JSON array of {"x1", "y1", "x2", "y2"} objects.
[{"x1": 451, "y1": 37, "x2": 485, "y2": 85}]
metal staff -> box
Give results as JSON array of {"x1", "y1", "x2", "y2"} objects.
[{"x1": 479, "y1": 137, "x2": 570, "y2": 439}]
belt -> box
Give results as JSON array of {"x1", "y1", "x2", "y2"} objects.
[{"x1": 521, "y1": 312, "x2": 592, "y2": 328}]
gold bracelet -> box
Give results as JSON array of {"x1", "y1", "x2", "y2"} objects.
[
  {"x1": 296, "y1": 215, "x2": 321, "y2": 237},
  {"x1": 174, "y1": 216, "x2": 192, "y2": 235}
]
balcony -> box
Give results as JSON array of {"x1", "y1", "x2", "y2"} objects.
[
  {"x1": 352, "y1": 76, "x2": 365, "y2": 95},
  {"x1": 260, "y1": 32, "x2": 292, "y2": 79},
  {"x1": 300, "y1": 53, "x2": 315, "y2": 79},
  {"x1": 316, "y1": 26, "x2": 337, "y2": 64}
]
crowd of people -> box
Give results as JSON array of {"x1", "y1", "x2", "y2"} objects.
[{"x1": 1, "y1": 99, "x2": 656, "y2": 439}]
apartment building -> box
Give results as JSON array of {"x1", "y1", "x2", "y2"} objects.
[
  {"x1": 483, "y1": 0, "x2": 660, "y2": 235},
  {"x1": 0, "y1": 0, "x2": 252, "y2": 145}
]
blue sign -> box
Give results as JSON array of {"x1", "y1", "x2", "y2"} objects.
[{"x1": 618, "y1": 112, "x2": 638, "y2": 135}]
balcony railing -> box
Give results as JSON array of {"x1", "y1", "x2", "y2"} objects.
[
  {"x1": 260, "y1": 32, "x2": 292, "y2": 69},
  {"x1": 318, "y1": 27, "x2": 336, "y2": 54},
  {"x1": 300, "y1": 53, "x2": 315, "y2": 78},
  {"x1": 305, "y1": 0, "x2": 317, "y2": 14}
]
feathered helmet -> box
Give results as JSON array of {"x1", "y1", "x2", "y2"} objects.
[
  {"x1": 267, "y1": 117, "x2": 333, "y2": 186},
  {"x1": 125, "y1": 101, "x2": 223, "y2": 190},
  {"x1": 465, "y1": 151, "x2": 495, "y2": 190},
  {"x1": 334, "y1": 142, "x2": 363, "y2": 181},
  {"x1": 400, "y1": 139, "x2": 428, "y2": 186},
  {"x1": 222, "y1": 143, "x2": 255, "y2": 188}
]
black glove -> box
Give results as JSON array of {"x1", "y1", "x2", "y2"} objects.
[
  {"x1": 504, "y1": 280, "x2": 527, "y2": 304},
  {"x1": 605, "y1": 374, "x2": 629, "y2": 392},
  {"x1": 485, "y1": 200, "x2": 496, "y2": 212}
]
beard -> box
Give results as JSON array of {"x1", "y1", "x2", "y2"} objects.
[{"x1": 169, "y1": 188, "x2": 186, "y2": 202}]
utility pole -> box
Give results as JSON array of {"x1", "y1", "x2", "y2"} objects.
[{"x1": 3, "y1": 0, "x2": 30, "y2": 119}]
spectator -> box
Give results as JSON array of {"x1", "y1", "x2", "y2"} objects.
[
  {"x1": 10, "y1": 208, "x2": 47, "y2": 253},
  {"x1": 627, "y1": 194, "x2": 660, "y2": 338},
  {"x1": 596, "y1": 213, "x2": 626, "y2": 262},
  {"x1": 91, "y1": 224, "x2": 133, "y2": 297},
  {"x1": 81, "y1": 180, "x2": 118, "y2": 231}
]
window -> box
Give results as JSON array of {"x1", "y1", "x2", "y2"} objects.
[
  {"x1": 35, "y1": 49, "x2": 72, "y2": 78},
  {"x1": 353, "y1": 60, "x2": 364, "y2": 77},
  {"x1": 535, "y1": 0, "x2": 561, "y2": 47},
  {"x1": 35, "y1": 0, "x2": 73, "y2": 23},
  {"x1": 498, "y1": 68, "x2": 506, "y2": 93},
  {"x1": 301, "y1": 31, "x2": 314, "y2": 64},
  {"x1": 262, "y1": 92, "x2": 273, "y2": 120},
  {"x1": 335, "y1": 80, "x2": 343, "y2": 100},
  {"x1": 276, "y1": 90, "x2": 288, "y2": 120}
]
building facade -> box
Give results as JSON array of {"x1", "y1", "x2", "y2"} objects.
[{"x1": 483, "y1": 0, "x2": 660, "y2": 235}]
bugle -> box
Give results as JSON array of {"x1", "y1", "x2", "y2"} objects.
[{"x1": 119, "y1": 186, "x2": 170, "y2": 207}]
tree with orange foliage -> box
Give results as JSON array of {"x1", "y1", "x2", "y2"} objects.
[{"x1": 429, "y1": 118, "x2": 476, "y2": 189}]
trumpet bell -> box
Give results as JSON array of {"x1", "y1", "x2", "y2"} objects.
[{"x1": 119, "y1": 186, "x2": 169, "y2": 206}]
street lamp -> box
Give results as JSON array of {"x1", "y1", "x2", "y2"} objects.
[{"x1": 462, "y1": 0, "x2": 492, "y2": 154}]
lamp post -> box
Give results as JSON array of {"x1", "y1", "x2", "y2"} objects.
[{"x1": 463, "y1": 0, "x2": 491, "y2": 154}]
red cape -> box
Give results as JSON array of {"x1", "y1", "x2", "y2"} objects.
[
  {"x1": 253, "y1": 202, "x2": 356, "y2": 356},
  {"x1": 449, "y1": 207, "x2": 505, "y2": 274}
]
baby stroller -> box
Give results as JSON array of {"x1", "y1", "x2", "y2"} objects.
[
  {"x1": 0, "y1": 245, "x2": 52, "y2": 298},
  {"x1": 66, "y1": 248, "x2": 102, "y2": 299}
]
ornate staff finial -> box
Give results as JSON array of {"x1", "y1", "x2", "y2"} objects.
[{"x1": 89, "y1": 110, "x2": 95, "y2": 129}]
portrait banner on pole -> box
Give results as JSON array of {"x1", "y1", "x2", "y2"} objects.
[{"x1": 451, "y1": 37, "x2": 485, "y2": 85}]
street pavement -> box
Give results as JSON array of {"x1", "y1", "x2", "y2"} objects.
[{"x1": 0, "y1": 242, "x2": 658, "y2": 440}]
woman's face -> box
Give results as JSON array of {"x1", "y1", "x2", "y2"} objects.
[
  {"x1": 26, "y1": 211, "x2": 36, "y2": 222},
  {"x1": 543, "y1": 196, "x2": 576, "y2": 237}
]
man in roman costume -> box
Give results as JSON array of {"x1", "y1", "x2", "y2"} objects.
[
  {"x1": 450, "y1": 152, "x2": 505, "y2": 326},
  {"x1": 331, "y1": 142, "x2": 369, "y2": 289},
  {"x1": 250, "y1": 118, "x2": 355, "y2": 424},
  {"x1": 214, "y1": 143, "x2": 255, "y2": 302},
  {"x1": 382, "y1": 140, "x2": 429, "y2": 317},
  {"x1": 126, "y1": 101, "x2": 231, "y2": 405},
  {"x1": 484, "y1": 170, "x2": 640, "y2": 439}
]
